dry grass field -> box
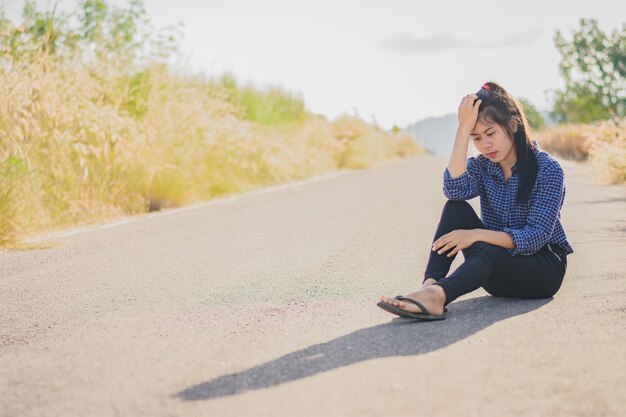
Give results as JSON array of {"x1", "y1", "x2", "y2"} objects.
[
  {"x1": 0, "y1": 58, "x2": 422, "y2": 248},
  {"x1": 537, "y1": 118, "x2": 625, "y2": 184}
]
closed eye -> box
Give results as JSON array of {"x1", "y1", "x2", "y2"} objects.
[{"x1": 471, "y1": 130, "x2": 494, "y2": 140}]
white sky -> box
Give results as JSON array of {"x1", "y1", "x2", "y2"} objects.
[{"x1": 3, "y1": 0, "x2": 624, "y2": 129}]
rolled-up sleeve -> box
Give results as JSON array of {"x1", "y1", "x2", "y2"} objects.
[
  {"x1": 502, "y1": 165, "x2": 565, "y2": 256},
  {"x1": 443, "y1": 157, "x2": 481, "y2": 200}
]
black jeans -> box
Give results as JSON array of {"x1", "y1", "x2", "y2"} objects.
[{"x1": 425, "y1": 200, "x2": 568, "y2": 305}]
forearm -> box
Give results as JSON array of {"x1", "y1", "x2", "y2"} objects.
[
  {"x1": 474, "y1": 229, "x2": 515, "y2": 250},
  {"x1": 447, "y1": 127, "x2": 471, "y2": 178}
]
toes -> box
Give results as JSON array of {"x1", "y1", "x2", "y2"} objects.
[
  {"x1": 396, "y1": 300, "x2": 420, "y2": 313},
  {"x1": 379, "y1": 295, "x2": 422, "y2": 313}
]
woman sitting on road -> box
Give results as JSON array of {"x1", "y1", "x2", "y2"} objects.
[{"x1": 377, "y1": 81, "x2": 573, "y2": 321}]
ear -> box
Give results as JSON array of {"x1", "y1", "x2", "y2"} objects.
[{"x1": 509, "y1": 117, "x2": 518, "y2": 133}]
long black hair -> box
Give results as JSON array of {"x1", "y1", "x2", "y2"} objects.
[{"x1": 475, "y1": 81, "x2": 538, "y2": 205}]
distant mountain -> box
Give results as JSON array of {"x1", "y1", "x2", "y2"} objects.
[{"x1": 405, "y1": 113, "x2": 458, "y2": 156}]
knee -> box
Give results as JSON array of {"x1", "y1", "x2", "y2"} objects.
[
  {"x1": 444, "y1": 199, "x2": 471, "y2": 210},
  {"x1": 442, "y1": 200, "x2": 472, "y2": 217}
]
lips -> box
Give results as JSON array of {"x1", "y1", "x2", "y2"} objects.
[{"x1": 486, "y1": 151, "x2": 497, "y2": 158}]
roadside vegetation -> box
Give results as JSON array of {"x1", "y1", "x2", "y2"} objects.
[
  {"x1": 528, "y1": 19, "x2": 625, "y2": 184},
  {"x1": 538, "y1": 118, "x2": 625, "y2": 184},
  {"x1": 0, "y1": 1, "x2": 422, "y2": 248}
]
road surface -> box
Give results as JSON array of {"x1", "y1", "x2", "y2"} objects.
[{"x1": 1, "y1": 155, "x2": 625, "y2": 417}]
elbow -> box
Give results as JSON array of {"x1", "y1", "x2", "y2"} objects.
[
  {"x1": 444, "y1": 191, "x2": 474, "y2": 201},
  {"x1": 443, "y1": 188, "x2": 463, "y2": 201},
  {"x1": 533, "y1": 226, "x2": 552, "y2": 247},
  {"x1": 537, "y1": 230, "x2": 552, "y2": 249},
  {"x1": 512, "y1": 229, "x2": 551, "y2": 256}
]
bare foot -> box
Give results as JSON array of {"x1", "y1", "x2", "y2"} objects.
[{"x1": 379, "y1": 285, "x2": 446, "y2": 316}]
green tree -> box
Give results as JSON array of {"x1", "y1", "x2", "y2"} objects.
[
  {"x1": 0, "y1": 1, "x2": 78, "y2": 65},
  {"x1": 0, "y1": 0, "x2": 181, "y2": 69},
  {"x1": 79, "y1": 0, "x2": 147, "y2": 66},
  {"x1": 550, "y1": 18, "x2": 625, "y2": 123},
  {"x1": 518, "y1": 97, "x2": 546, "y2": 130}
]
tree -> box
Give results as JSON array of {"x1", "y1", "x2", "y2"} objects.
[
  {"x1": 550, "y1": 18, "x2": 625, "y2": 123},
  {"x1": 518, "y1": 97, "x2": 546, "y2": 130},
  {"x1": 0, "y1": 0, "x2": 181, "y2": 69}
]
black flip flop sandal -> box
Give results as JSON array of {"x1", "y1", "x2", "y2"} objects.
[
  {"x1": 377, "y1": 296, "x2": 446, "y2": 321},
  {"x1": 393, "y1": 295, "x2": 447, "y2": 313}
]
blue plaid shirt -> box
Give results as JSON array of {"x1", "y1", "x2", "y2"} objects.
[{"x1": 443, "y1": 140, "x2": 573, "y2": 257}]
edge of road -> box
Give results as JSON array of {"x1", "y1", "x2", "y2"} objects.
[{"x1": 20, "y1": 157, "x2": 424, "y2": 246}]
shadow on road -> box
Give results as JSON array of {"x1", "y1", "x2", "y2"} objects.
[{"x1": 176, "y1": 295, "x2": 550, "y2": 401}]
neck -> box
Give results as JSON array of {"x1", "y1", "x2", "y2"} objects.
[{"x1": 499, "y1": 149, "x2": 517, "y2": 174}]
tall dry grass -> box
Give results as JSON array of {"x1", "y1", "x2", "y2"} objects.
[
  {"x1": 537, "y1": 118, "x2": 626, "y2": 184},
  {"x1": 0, "y1": 59, "x2": 423, "y2": 247}
]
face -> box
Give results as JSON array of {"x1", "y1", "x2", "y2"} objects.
[{"x1": 470, "y1": 118, "x2": 517, "y2": 167}]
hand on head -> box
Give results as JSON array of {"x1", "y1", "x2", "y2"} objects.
[{"x1": 458, "y1": 94, "x2": 481, "y2": 133}]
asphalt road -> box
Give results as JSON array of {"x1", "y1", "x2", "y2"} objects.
[{"x1": 1, "y1": 155, "x2": 625, "y2": 417}]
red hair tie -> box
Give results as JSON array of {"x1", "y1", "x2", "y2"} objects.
[{"x1": 482, "y1": 84, "x2": 491, "y2": 91}]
